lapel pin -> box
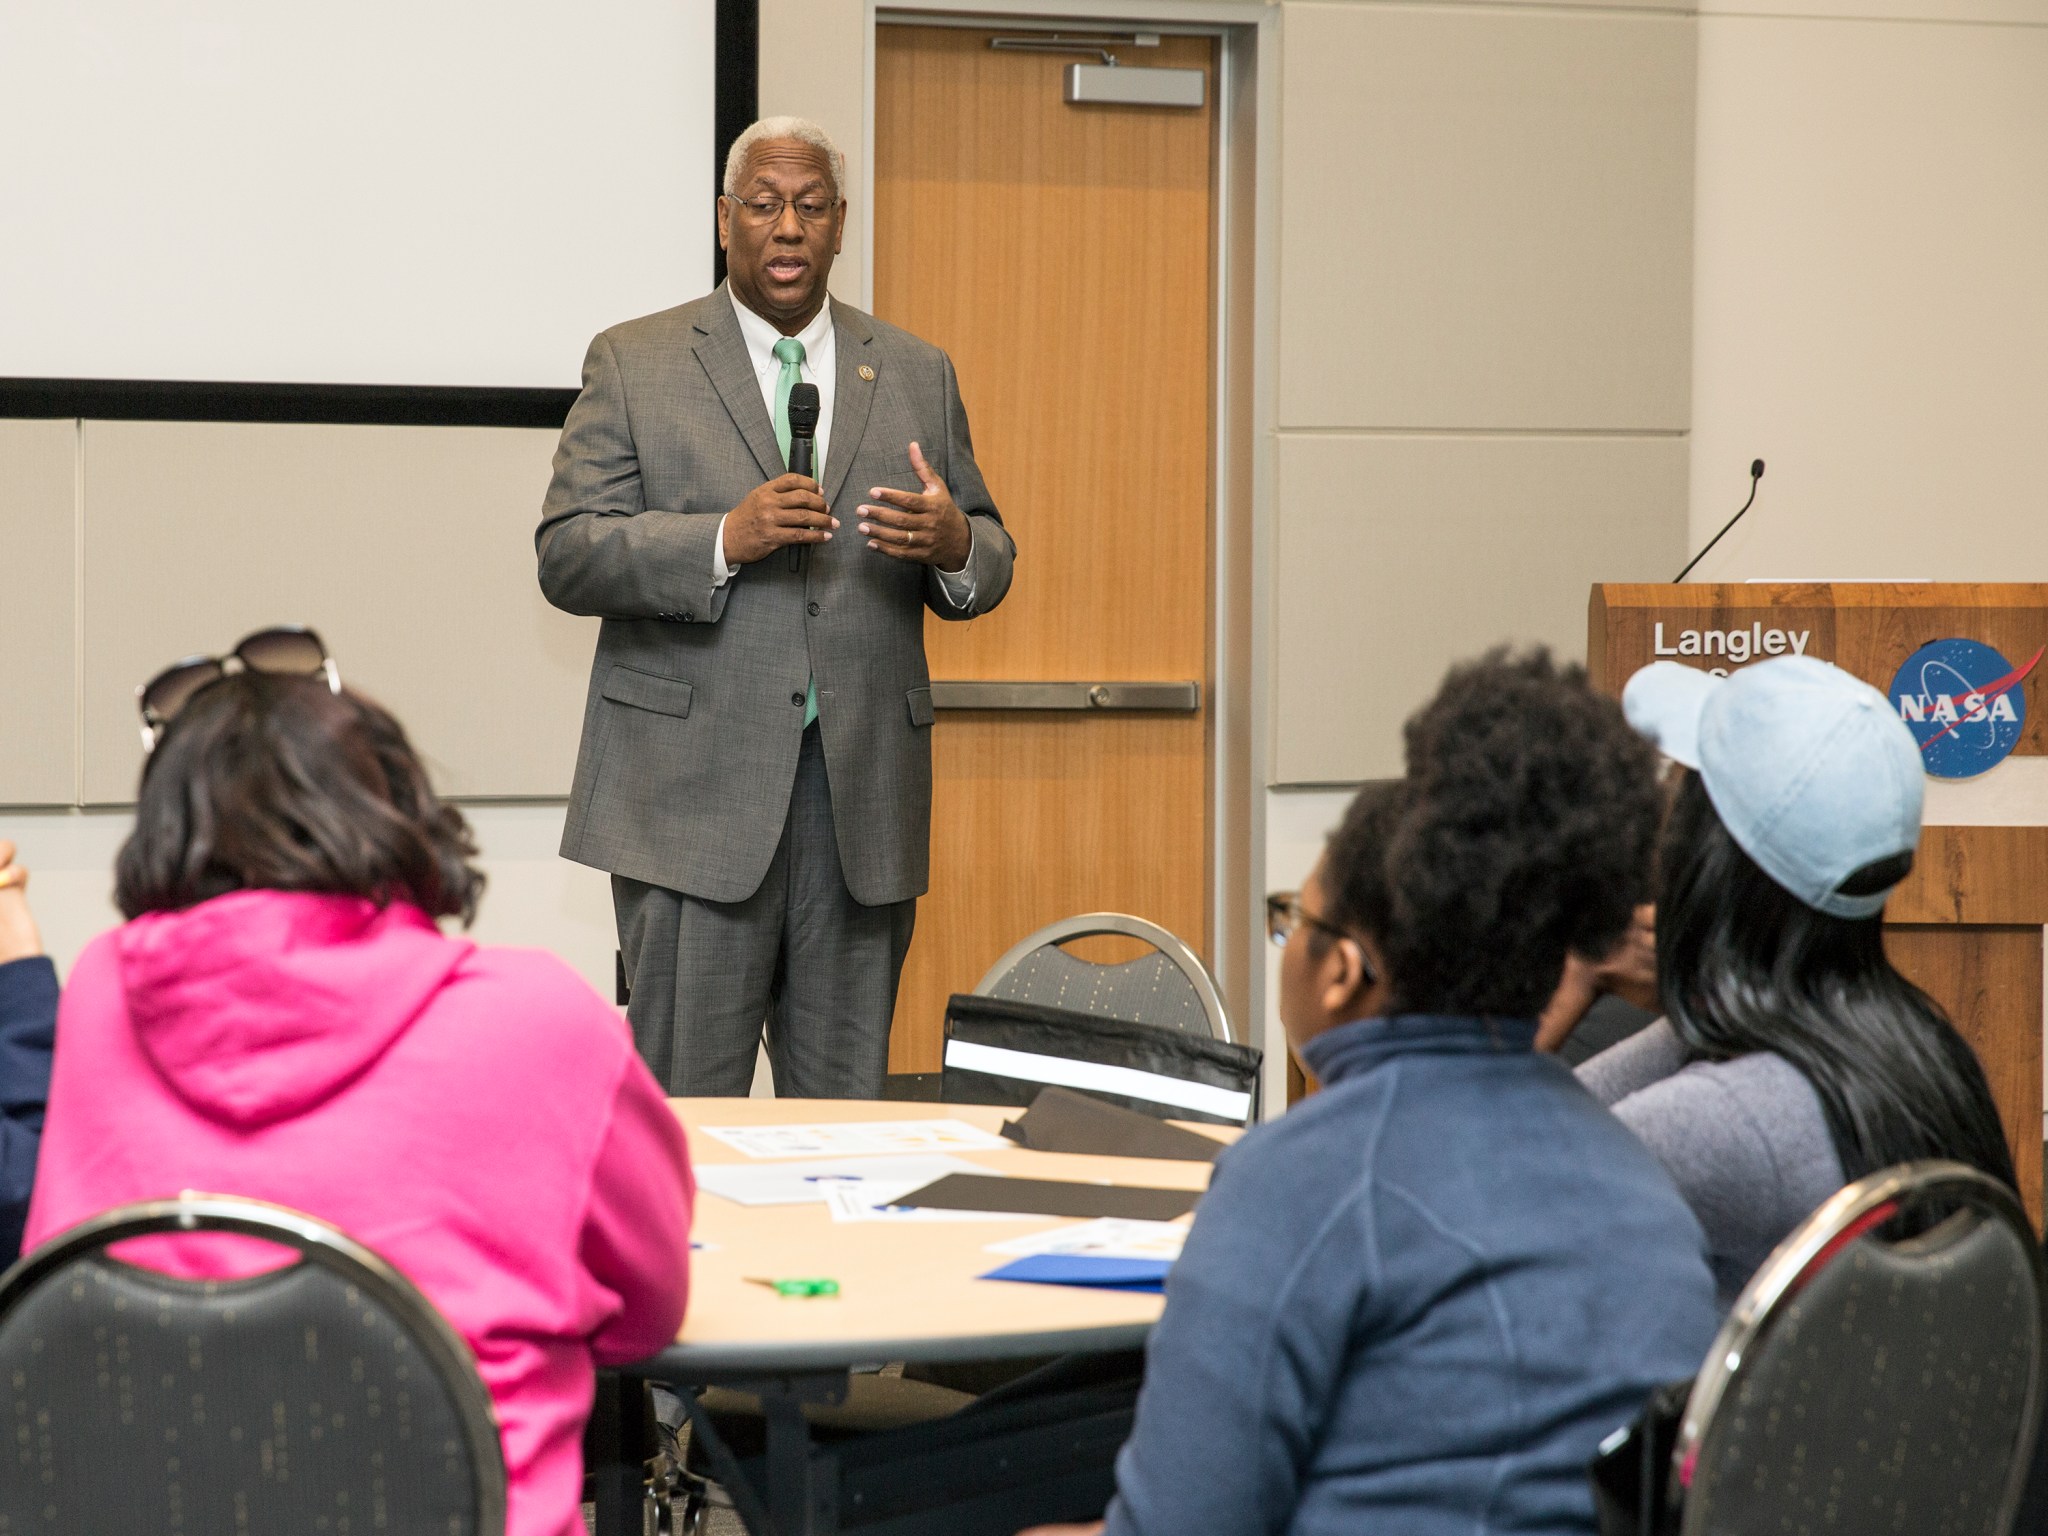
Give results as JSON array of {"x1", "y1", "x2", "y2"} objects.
[{"x1": 858, "y1": 365, "x2": 876, "y2": 382}]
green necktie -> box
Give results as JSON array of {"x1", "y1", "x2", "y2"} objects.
[{"x1": 773, "y1": 336, "x2": 820, "y2": 729}]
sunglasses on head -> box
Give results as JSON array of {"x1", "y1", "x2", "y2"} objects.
[{"x1": 137, "y1": 626, "x2": 340, "y2": 752}]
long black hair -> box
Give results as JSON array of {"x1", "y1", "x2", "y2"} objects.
[{"x1": 1656, "y1": 770, "x2": 2016, "y2": 1191}]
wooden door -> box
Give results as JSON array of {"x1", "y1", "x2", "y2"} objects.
[{"x1": 874, "y1": 24, "x2": 1217, "y2": 1070}]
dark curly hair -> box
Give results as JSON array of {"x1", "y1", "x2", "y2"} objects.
[
  {"x1": 115, "y1": 671, "x2": 484, "y2": 925},
  {"x1": 1320, "y1": 779, "x2": 1407, "y2": 956},
  {"x1": 1378, "y1": 647, "x2": 1661, "y2": 1017}
]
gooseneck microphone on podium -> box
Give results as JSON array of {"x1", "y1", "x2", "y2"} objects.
[
  {"x1": 787, "y1": 382, "x2": 820, "y2": 570},
  {"x1": 1673, "y1": 459, "x2": 1766, "y2": 583}
]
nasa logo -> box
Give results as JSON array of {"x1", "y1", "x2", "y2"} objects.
[{"x1": 1888, "y1": 638, "x2": 2043, "y2": 780}]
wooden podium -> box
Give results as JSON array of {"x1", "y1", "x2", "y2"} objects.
[{"x1": 1591, "y1": 583, "x2": 2048, "y2": 1224}]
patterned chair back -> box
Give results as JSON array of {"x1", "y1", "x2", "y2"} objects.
[
  {"x1": 0, "y1": 1193, "x2": 506, "y2": 1536},
  {"x1": 1672, "y1": 1161, "x2": 2043, "y2": 1536},
  {"x1": 976, "y1": 913, "x2": 1231, "y2": 1043}
]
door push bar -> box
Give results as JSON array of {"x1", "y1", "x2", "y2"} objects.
[{"x1": 928, "y1": 681, "x2": 1201, "y2": 712}]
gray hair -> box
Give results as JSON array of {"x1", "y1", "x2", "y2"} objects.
[{"x1": 722, "y1": 117, "x2": 846, "y2": 201}]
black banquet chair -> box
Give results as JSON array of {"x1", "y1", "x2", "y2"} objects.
[
  {"x1": 976, "y1": 912, "x2": 1233, "y2": 1042},
  {"x1": 0, "y1": 1191, "x2": 507, "y2": 1535},
  {"x1": 1599, "y1": 1159, "x2": 2045, "y2": 1536}
]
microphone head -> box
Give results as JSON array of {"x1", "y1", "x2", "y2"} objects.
[
  {"x1": 1750, "y1": 458, "x2": 1765, "y2": 479},
  {"x1": 788, "y1": 382, "x2": 820, "y2": 437}
]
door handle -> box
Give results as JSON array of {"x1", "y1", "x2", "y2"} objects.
[{"x1": 928, "y1": 681, "x2": 1200, "y2": 712}]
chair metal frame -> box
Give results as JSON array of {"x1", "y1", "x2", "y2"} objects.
[
  {"x1": 0, "y1": 1191, "x2": 510, "y2": 1536},
  {"x1": 973, "y1": 911, "x2": 1234, "y2": 1044},
  {"x1": 1667, "y1": 1159, "x2": 2046, "y2": 1534}
]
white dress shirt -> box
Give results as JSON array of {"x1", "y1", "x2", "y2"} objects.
[{"x1": 715, "y1": 289, "x2": 974, "y2": 603}]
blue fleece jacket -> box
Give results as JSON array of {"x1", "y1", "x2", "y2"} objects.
[
  {"x1": 1101, "y1": 1013, "x2": 1719, "y2": 1536},
  {"x1": 0, "y1": 955, "x2": 57, "y2": 1264}
]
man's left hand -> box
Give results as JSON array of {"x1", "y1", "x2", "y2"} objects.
[{"x1": 859, "y1": 442, "x2": 971, "y2": 573}]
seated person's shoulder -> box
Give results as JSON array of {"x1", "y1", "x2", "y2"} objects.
[
  {"x1": 1607, "y1": 1048, "x2": 1826, "y2": 1196},
  {"x1": 1192, "y1": 1091, "x2": 1387, "y2": 1249},
  {"x1": 441, "y1": 945, "x2": 630, "y2": 1049},
  {"x1": 1226, "y1": 1074, "x2": 1391, "y2": 1169},
  {"x1": 1578, "y1": 1016, "x2": 1689, "y2": 1106}
]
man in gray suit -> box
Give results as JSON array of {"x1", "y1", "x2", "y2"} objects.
[{"x1": 537, "y1": 117, "x2": 1014, "y2": 1097}]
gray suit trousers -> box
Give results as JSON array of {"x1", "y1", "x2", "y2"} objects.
[{"x1": 613, "y1": 723, "x2": 915, "y2": 1098}]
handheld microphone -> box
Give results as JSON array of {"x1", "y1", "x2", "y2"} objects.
[
  {"x1": 787, "y1": 383, "x2": 820, "y2": 479},
  {"x1": 787, "y1": 383, "x2": 820, "y2": 571},
  {"x1": 1673, "y1": 459, "x2": 1765, "y2": 583}
]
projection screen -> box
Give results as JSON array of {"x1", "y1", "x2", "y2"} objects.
[{"x1": 0, "y1": 1, "x2": 716, "y2": 392}]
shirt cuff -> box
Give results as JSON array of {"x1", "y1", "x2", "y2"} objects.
[
  {"x1": 934, "y1": 521, "x2": 978, "y2": 607},
  {"x1": 713, "y1": 512, "x2": 736, "y2": 588}
]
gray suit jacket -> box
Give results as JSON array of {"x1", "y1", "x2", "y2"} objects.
[{"x1": 537, "y1": 287, "x2": 1014, "y2": 906}]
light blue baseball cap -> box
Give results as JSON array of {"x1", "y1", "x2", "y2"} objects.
[{"x1": 1622, "y1": 656, "x2": 1924, "y2": 920}]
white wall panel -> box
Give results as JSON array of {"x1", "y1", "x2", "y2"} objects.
[{"x1": 0, "y1": 1, "x2": 715, "y2": 388}]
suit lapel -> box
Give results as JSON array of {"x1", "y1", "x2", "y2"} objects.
[
  {"x1": 692, "y1": 284, "x2": 785, "y2": 482},
  {"x1": 825, "y1": 301, "x2": 877, "y2": 508}
]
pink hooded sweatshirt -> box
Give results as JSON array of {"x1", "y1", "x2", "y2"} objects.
[{"x1": 24, "y1": 889, "x2": 694, "y2": 1536}]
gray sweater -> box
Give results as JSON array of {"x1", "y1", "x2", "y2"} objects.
[{"x1": 1578, "y1": 1020, "x2": 1845, "y2": 1310}]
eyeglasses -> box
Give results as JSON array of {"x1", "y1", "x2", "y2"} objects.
[
  {"x1": 725, "y1": 194, "x2": 840, "y2": 225},
  {"x1": 1265, "y1": 892, "x2": 1379, "y2": 982},
  {"x1": 137, "y1": 626, "x2": 339, "y2": 752}
]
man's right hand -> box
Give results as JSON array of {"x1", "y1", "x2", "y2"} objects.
[{"x1": 722, "y1": 474, "x2": 838, "y2": 566}]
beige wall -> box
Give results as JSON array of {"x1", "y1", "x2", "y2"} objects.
[
  {"x1": 1271, "y1": 1, "x2": 1696, "y2": 782},
  {"x1": 0, "y1": 421, "x2": 76, "y2": 806},
  {"x1": 759, "y1": 0, "x2": 871, "y2": 306},
  {"x1": 1, "y1": 420, "x2": 589, "y2": 808},
  {"x1": 77, "y1": 421, "x2": 590, "y2": 803},
  {"x1": 1687, "y1": 0, "x2": 2048, "y2": 579}
]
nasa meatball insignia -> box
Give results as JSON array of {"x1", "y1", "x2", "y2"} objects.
[{"x1": 1888, "y1": 638, "x2": 2043, "y2": 780}]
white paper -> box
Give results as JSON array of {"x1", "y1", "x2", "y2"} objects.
[
  {"x1": 699, "y1": 1119, "x2": 1011, "y2": 1160},
  {"x1": 984, "y1": 1218, "x2": 1191, "y2": 1262},
  {"x1": 694, "y1": 1156, "x2": 981, "y2": 1208},
  {"x1": 822, "y1": 1181, "x2": 1037, "y2": 1224}
]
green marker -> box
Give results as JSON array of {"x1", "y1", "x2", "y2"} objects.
[{"x1": 745, "y1": 1276, "x2": 840, "y2": 1298}]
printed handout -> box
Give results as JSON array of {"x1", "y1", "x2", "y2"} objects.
[
  {"x1": 694, "y1": 1155, "x2": 981, "y2": 1207},
  {"x1": 822, "y1": 1180, "x2": 1039, "y2": 1224},
  {"x1": 985, "y1": 1218, "x2": 1191, "y2": 1263},
  {"x1": 699, "y1": 1119, "x2": 1012, "y2": 1160}
]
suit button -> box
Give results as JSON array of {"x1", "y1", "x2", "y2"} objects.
[
  {"x1": 791, "y1": 692, "x2": 805, "y2": 707},
  {"x1": 807, "y1": 601, "x2": 820, "y2": 616},
  {"x1": 682, "y1": 612, "x2": 695, "y2": 623}
]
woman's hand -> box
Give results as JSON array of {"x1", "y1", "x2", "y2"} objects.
[
  {"x1": 1592, "y1": 904, "x2": 1658, "y2": 1012},
  {"x1": 1535, "y1": 904, "x2": 1657, "y2": 1052},
  {"x1": 0, "y1": 841, "x2": 46, "y2": 966}
]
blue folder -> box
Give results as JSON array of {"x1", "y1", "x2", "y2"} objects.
[{"x1": 979, "y1": 1255, "x2": 1171, "y2": 1293}]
